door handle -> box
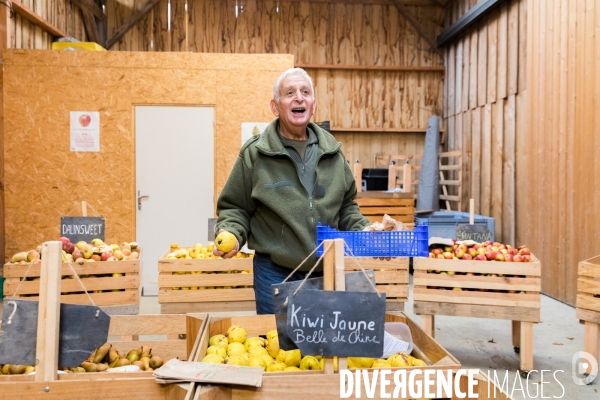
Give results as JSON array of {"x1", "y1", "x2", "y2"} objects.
[{"x1": 137, "y1": 191, "x2": 149, "y2": 210}]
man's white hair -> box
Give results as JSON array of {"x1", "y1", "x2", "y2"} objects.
[{"x1": 272, "y1": 68, "x2": 315, "y2": 102}]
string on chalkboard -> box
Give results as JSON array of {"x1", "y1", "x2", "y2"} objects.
[
  {"x1": 292, "y1": 242, "x2": 333, "y2": 297},
  {"x1": 84, "y1": 201, "x2": 102, "y2": 217},
  {"x1": 342, "y1": 243, "x2": 381, "y2": 297},
  {"x1": 280, "y1": 241, "x2": 327, "y2": 286}
]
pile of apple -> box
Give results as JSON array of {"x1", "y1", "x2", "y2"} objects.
[
  {"x1": 429, "y1": 240, "x2": 533, "y2": 262},
  {"x1": 6, "y1": 237, "x2": 140, "y2": 265},
  {"x1": 166, "y1": 243, "x2": 253, "y2": 291}
]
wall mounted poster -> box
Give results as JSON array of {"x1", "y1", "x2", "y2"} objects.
[
  {"x1": 241, "y1": 122, "x2": 269, "y2": 145},
  {"x1": 70, "y1": 111, "x2": 100, "y2": 152}
]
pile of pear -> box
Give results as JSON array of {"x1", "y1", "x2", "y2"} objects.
[
  {"x1": 201, "y1": 326, "x2": 427, "y2": 372},
  {"x1": 74, "y1": 343, "x2": 164, "y2": 373},
  {"x1": 0, "y1": 364, "x2": 36, "y2": 375},
  {"x1": 168, "y1": 243, "x2": 253, "y2": 290},
  {"x1": 166, "y1": 243, "x2": 253, "y2": 260}
]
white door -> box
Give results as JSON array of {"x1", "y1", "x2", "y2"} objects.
[{"x1": 135, "y1": 106, "x2": 214, "y2": 296}]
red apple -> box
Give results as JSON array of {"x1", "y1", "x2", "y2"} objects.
[
  {"x1": 66, "y1": 242, "x2": 75, "y2": 254},
  {"x1": 79, "y1": 114, "x2": 91, "y2": 127},
  {"x1": 504, "y1": 254, "x2": 514, "y2": 262},
  {"x1": 508, "y1": 248, "x2": 518, "y2": 256},
  {"x1": 432, "y1": 248, "x2": 443, "y2": 256},
  {"x1": 436, "y1": 254, "x2": 445, "y2": 259},
  {"x1": 121, "y1": 248, "x2": 131, "y2": 257},
  {"x1": 130, "y1": 252, "x2": 139, "y2": 260},
  {"x1": 443, "y1": 252, "x2": 453, "y2": 259},
  {"x1": 520, "y1": 247, "x2": 531, "y2": 256},
  {"x1": 462, "y1": 253, "x2": 473, "y2": 260},
  {"x1": 91, "y1": 254, "x2": 101, "y2": 262},
  {"x1": 468, "y1": 248, "x2": 478, "y2": 257},
  {"x1": 474, "y1": 254, "x2": 486, "y2": 261},
  {"x1": 473, "y1": 243, "x2": 481, "y2": 250},
  {"x1": 513, "y1": 255, "x2": 523, "y2": 262},
  {"x1": 522, "y1": 255, "x2": 532, "y2": 262},
  {"x1": 485, "y1": 251, "x2": 497, "y2": 260},
  {"x1": 101, "y1": 251, "x2": 113, "y2": 262},
  {"x1": 454, "y1": 248, "x2": 466, "y2": 259},
  {"x1": 495, "y1": 253, "x2": 505, "y2": 262}
]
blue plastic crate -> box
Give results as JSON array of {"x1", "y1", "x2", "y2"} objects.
[
  {"x1": 414, "y1": 211, "x2": 495, "y2": 241},
  {"x1": 316, "y1": 222, "x2": 429, "y2": 257}
]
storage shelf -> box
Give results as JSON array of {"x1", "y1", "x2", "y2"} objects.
[
  {"x1": 296, "y1": 63, "x2": 445, "y2": 72},
  {"x1": 331, "y1": 127, "x2": 445, "y2": 133}
]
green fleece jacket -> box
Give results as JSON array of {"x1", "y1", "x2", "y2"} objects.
[{"x1": 216, "y1": 119, "x2": 370, "y2": 271}]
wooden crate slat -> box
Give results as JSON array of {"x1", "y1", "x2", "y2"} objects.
[
  {"x1": 413, "y1": 257, "x2": 541, "y2": 276},
  {"x1": 577, "y1": 308, "x2": 600, "y2": 325},
  {"x1": 414, "y1": 271, "x2": 540, "y2": 291},
  {"x1": 22, "y1": 290, "x2": 138, "y2": 307},
  {"x1": 344, "y1": 257, "x2": 409, "y2": 270},
  {"x1": 158, "y1": 258, "x2": 253, "y2": 272},
  {"x1": 108, "y1": 315, "x2": 187, "y2": 336},
  {"x1": 377, "y1": 285, "x2": 408, "y2": 298},
  {"x1": 414, "y1": 288, "x2": 540, "y2": 308},
  {"x1": 577, "y1": 294, "x2": 600, "y2": 313},
  {"x1": 4, "y1": 275, "x2": 139, "y2": 295},
  {"x1": 159, "y1": 273, "x2": 253, "y2": 287},
  {"x1": 161, "y1": 301, "x2": 257, "y2": 314},
  {"x1": 159, "y1": 287, "x2": 255, "y2": 303},
  {"x1": 358, "y1": 206, "x2": 414, "y2": 215},
  {"x1": 578, "y1": 256, "x2": 600, "y2": 277},
  {"x1": 355, "y1": 198, "x2": 414, "y2": 206},
  {"x1": 414, "y1": 302, "x2": 541, "y2": 322},
  {"x1": 364, "y1": 216, "x2": 414, "y2": 225},
  {"x1": 439, "y1": 194, "x2": 461, "y2": 201},
  {"x1": 577, "y1": 277, "x2": 600, "y2": 295},
  {"x1": 3, "y1": 260, "x2": 140, "y2": 278},
  {"x1": 374, "y1": 270, "x2": 410, "y2": 284}
]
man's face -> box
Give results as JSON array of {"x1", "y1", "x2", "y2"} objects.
[{"x1": 270, "y1": 75, "x2": 316, "y2": 133}]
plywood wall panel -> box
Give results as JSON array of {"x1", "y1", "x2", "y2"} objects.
[{"x1": 3, "y1": 50, "x2": 292, "y2": 259}]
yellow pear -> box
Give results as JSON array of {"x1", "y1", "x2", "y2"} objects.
[
  {"x1": 276, "y1": 349, "x2": 301, "y2": 367},
  {"x1": 209, "y1": 334, "x2": 229, "y2": 348},
  {"x1": 247, "y1": 346, "x2": 269, "y2": 358},
  {"x1": 299, "y1": 356, "x2": 321, "y2": 370},
  {"x1": 224, "y1": 355, "x2": 248, "y2": 366},
  {"x1": 207, "y1": 346, "x2": 227, "y2": 359},
  {"x1": 226, "y1": 326, "x2": 247, "y2": 343},
  {"x1": 283, "y1": 366, "x2": 301, "y2": 372},
  {"x1": 411, "y1": 358, "x2": 428, "y2": 367},
  {"x1": 388, "y1": 353, "x2": 411, "y2": 368},
  {"x1": 348, "y1": 357, "x2": 374, "y2": 369},
  {"x1": 247, "y1": 357, "x2": 267, "y2": 371},
  {"x1": 259, "y1": 354, "x2": 275, "y2": 365},
  {"x1": 226, "y1": 342, "x2": 246, "y2": 357},
  {"x1": 266, "y1": 361, "x2": 286, "y2": 372},
  {"x1": 372, "y1": 359, "x2": 392, "y2": 368},
  {"x1": 202, "y1": 354, "x2": 224, "y2": 364}
]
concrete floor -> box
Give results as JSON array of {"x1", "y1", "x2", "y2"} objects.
[{"x1": 140, "y1": 279, "x2": 599, "y2": 399}]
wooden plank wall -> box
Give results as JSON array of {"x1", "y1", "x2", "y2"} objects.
[
  {"x1": 2, "y1": 50, "x2": 292, "y2": 261},
  {"x1": 8, "y1": 0, "x2": 86, "y2": 48},
  {"x1": 442, "y1": 0, "x2": 527, "y2": 246},
  {"x1": 522, "y1": 0, "x2": 599, "y2": 305},
  {"x1": 105, "y1": 0, "x2": 446, "y2": 168}
]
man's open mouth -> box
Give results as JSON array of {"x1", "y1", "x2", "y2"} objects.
[{"x1": 292, "y1": 107, "x2": 306, "y2": 114}]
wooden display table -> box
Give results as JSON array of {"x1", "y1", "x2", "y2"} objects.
[
  {"x1": 355, "y1": 192, "x2": 415, "y2": 228},
  {"x1": 576, "y1": 255, "x2": 600, "y2": 374},
  {"x1": 413, "y1": 255, "x2": 542, "y2": 376}
]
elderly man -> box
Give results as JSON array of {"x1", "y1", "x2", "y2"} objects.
[{"x1": 214, "y1": 67, "x2": 370, "y2": 314}]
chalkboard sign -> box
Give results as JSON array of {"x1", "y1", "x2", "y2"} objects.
[
  {"x1": 0, "y1": 299, "x2": 110, "y2": 367},
  {"x1": 456, "y1": 223, "x2": 492, "y2": 242},
  {"x1": 273, "y1": 270, "x2": 377, "y2": 351},
  {"x1": 60, "y1": 216, "x2": 105, "y2": 243},
  {"x1": 286, "y1": 290, "x2": 386, "y2": 357}
]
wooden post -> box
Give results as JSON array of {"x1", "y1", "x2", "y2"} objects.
[
  {"x1": 388, "y1": 163, "x2": 397, "y2": 191},
  {"x1": 82, "y1": 201, "x2": 87, "y2": 217},
  {"x1": 353, "y1": 160, "x2": 363, "y2": 193},
  {"x1": 421, "y1": 315, "x2": 435, "y2": 338},
  {"x1": 35, "y1": 241, "x2": 62, "y2": 382},
  {"x1": 333, "y1": 239, "x2": 348, "y2": 371},
  {"x1": 402, "y1": 162, "x2": 412, "y2": 193},
  {"x1": 469, "y1": 198, "x2": 475, "y2": 224},
  {"x1": 322, "y1": 239, "x2": 335, "y2": 374},
  {"x1": 584, "y1": 321, "x2": 600, "y2": 374},
  {"x1": 519, "y1": 321, "x2": 534, "y2": 371},
  {"x1": 511, "y1": 320, "x2": 521, "y2": 349}
]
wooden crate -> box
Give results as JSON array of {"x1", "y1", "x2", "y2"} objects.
[
  {"x1": 413, "y1": 255, "x2": 542, "y2": 317},
  {"x1": 2, "y1": 258, "x2": 140, "y2": 314},
  {"x1": 158, "y1": 248, "x2": 254, "y2": 313},
  {"x1": 355, "y1": 192, "x2": 415, "y2": 228},
  {"x1": 576, "y1": 255, "x2": 600, "y2": 374},
  {"x1": 0, "y1": 313, "x2": 208, "y2": 399},
  {"x1": 344, "y1": 257, "x2": 409, "y2": 311},
  {"x1": 191, "y1": 312, "x2": 461, "y2": 400},
  {"x1": 413, "y1": 255, "x2": 541, "y2": 373}
]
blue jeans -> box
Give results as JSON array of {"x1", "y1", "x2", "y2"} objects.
[{"x1": 253, "y1": 253, "x2": 321, "y2": 315}]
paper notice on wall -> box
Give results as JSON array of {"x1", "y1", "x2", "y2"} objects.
[
  {"x1": 70, "y1": 111, "x2": 100, "y2": 152},
  {"x1": 241, "y1": 122, "x2": 269, "y2": 145}
]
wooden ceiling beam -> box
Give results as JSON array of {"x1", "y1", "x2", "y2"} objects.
[
  {"x1": 80, "y1": 9, "x2": 99, "y2": 44},
  {"x1": 105, "y1": 0, "x2": 163, "y2": 49},
  {"x1": 72, "y1": 0, "x2": 105, "y2": 21},
  {"x1": 390, "y1": 0, "x2": 443, "y2": 57}
]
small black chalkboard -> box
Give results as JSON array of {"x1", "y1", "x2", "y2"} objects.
[
  {"x1": 60, "y1": 216, "x2": 105, "y2": 243},
  {"x1": 0, "y1": 299, "x2": 110, "y2": 367},
  {"x1": 456, "y1": 223, "x2": 492, "y2": 242},
  {"x1": 286, "y1": 290, "x2": 386, "y2": 357}
]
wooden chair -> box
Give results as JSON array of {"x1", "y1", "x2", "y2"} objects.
[{"x1": 438, "y1": 151, "x2": 462, "y2": 211}]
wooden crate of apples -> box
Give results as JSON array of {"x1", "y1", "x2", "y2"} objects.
[
  {"x1": 158, "y1": 234, "x2": 255, "y2": 313},
  {"x1": 413, "y1": 240, "x2": 541, "y2": 310},
  {"x1": 3, "y1": 236, "x2": 140, "y2": 311}
]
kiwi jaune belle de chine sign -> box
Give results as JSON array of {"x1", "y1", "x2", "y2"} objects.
[
  {"x1": 60, "y1": 216, "x2": 105, "y2": 243},
  {"x1": 286, "y1": 290, "x2": 386, "y2": 357}
]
